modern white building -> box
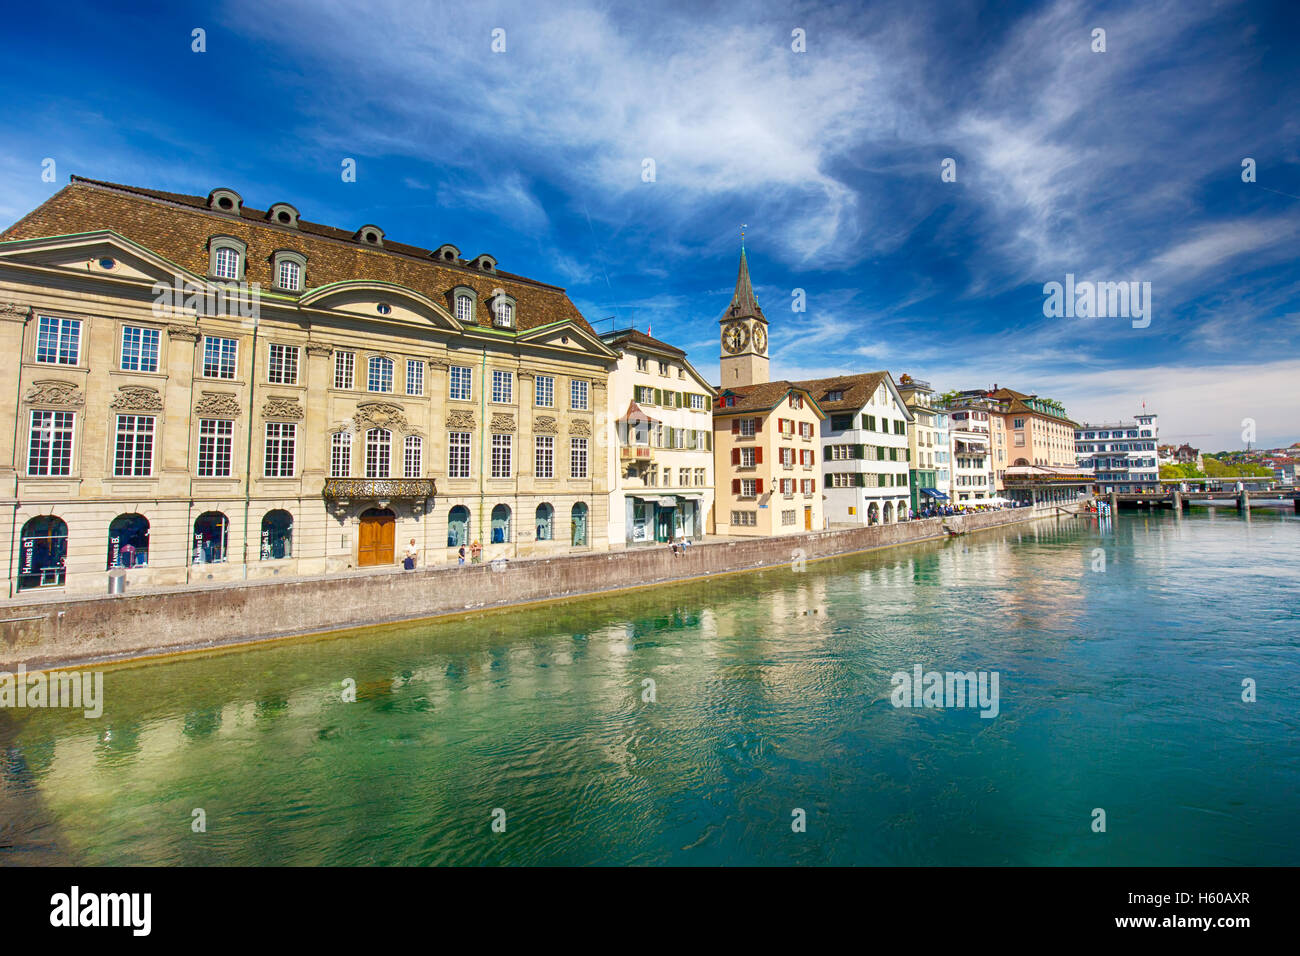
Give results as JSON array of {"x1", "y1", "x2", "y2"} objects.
[
  {"x1": 798, "y1": 372, "x2": 913, "y2": 525},
  {"x1": 600, "y1": 327, "x2": 716, "y2": 546},
  {"x1": 1074, "y1": 413, "x2": 1159, "y2": 493}
]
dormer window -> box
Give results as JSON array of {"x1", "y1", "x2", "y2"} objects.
[
  {"x1": 354, "y1": 225, "x2": 385, "y2": 246},
  {"x1": 435, "y1": 243, "x2": 461, "y2": 263},
  {"x1": 207, "y1": 188, "x2": 243, "y2": 214},
  {"x1": 208, "y1": 236, "x2": 247, "y2": 281},
  {"x1": 266, "y1": 203, "x2": 300, "y2": 228},
  {"x1": 470, "y1": 253, "x2": 497, "y2": 272},
  {"x1": 451, "y1": 285, "x2": 478, "y2": 324},
  {"x1": 272, "y1": 250, "x2": 307, "y2": 292},
  {"x1": 489, "y1": 290, "x2": 516, "y2": 329}
]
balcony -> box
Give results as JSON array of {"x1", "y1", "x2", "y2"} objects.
[
  {"x1": 620, "y1": 445, "x2": 653, "y2": 461},
  {"x1": 322, "y1": 478, "x2": 437, "y2": 503}
]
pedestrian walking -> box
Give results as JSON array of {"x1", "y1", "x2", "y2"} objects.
[
  {"x1": 458, "y1": 544, "x2": 466, "y2": 565},
  {"x1": 403, "y1": 538, "x2": 418, "y2": 570}
]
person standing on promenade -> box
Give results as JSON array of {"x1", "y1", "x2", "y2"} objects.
[
  {"x1": 470, "y1": 540, "x2": 482, "y2": 563},
  {"x1": 403, "y1": 538, "x2": 418, "y2": 570},
  {"x1": 458, "y1": 545, "x2": 466, "y2": 565}
]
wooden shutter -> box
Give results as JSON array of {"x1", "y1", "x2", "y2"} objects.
[
  {"x1": 731, "y1": 478, "x2": 741, "y2": 494},
  {"x1": 754, "y1": 417, "x2": 762, "y2": 433},
  {"x1": 731, "y1": 448, "x2": 740, "y2": 465},
  {"x1": 732, "y1": 419, "x2": 740, "y2": 435},
  {"x1": 756, "y1": 478, "x2": 764, "y2": 494},
  {"x1": 811, "y1": 478, "x2": 816, "y2": 492},
  {"x1": 755, "y1": 447, "x2": 763, "y2": 464}
]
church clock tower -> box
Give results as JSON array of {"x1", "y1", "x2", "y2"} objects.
[{"x1": 719, "y1": 245, "x2": 769, "y2": 386}]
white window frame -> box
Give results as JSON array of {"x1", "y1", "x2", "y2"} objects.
[
  {"x1": 120, "y1": 325, "x2": 160, "y2": 372},
  {"x1": 448, "y1": 431, "x2": 471, "y2": 478},
  {"x1": 264, "y1": 422, "x2": 297, "y2": 478},
  {"x1": 27, "y1": 410, "x2": 75, "y2": 476},
  {"x1": 368, "y1": 355, "x2": 394, "y2": 393},
  {"x1": 570, "y1": 437, "x2": 588, "y2": 478},
  {"x1": 203, "y1": 336, "x2": 238, "y2": 380},
  {"x1": 36, "y1": 315, "x2": 81, "y2": 365},
  {"x1": 198, "y1": 419, "x2": 234, "y2": 477},
  {"x1": 449, "y1": 366, "x2": 473, "y2": 401},
  {"x1": 334, "y1": 351, "x2": 355, "y2": 390},
  {"x1": 403, "y1": 435, "x2": 423, "y2": 478},
  {"x1": 535, "y1": 375, "x2": 555, "y2": 408},
  {"x1": 406, "y1": 359, "x2": 424, "y2": 397},
  {"x1": 491, "y1": 369, "x2": 513, "y2": 404},
  {"x1": 113, "y1": 414, "x2": 155, "y2": 477},
  {"x1": 570, "y1": 379, "x2": 589, "y2": 410},
  {"x1": 267, "y1": 344, "x2": 299, "y2": 385},
  {"x1": 330, "y1": 431, "x2": 352, "y2": 477},
  {"x1": 365, "y1": 428, "x2": 391, "y2": 478},
  {"x1": 535, "y1": 435, "x2": 554, "y2": 479},
  {"x1": 491, "y1": 433, "x2": 512, "y2": 478}
]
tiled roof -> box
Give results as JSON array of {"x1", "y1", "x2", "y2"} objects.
[
  {"x1": 600, "y1": 328, "x2": 686, "y2": 357},
  {"x1": 715, "y1": 380, "x2": 824, "y2": 416},
  {"x1": 0, "y1": 177, "x2": 594, "y2": 334},
  {"x1": 790, "y1": 371, "x2": 890, "y2": 413}
]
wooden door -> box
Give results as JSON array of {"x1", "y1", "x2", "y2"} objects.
[
  {"x1": 804, "y1": 507, "x2": 812, "y2": 531},
  {"x1": 359, "y1": 509, "x2": 395, "y2": 566}
]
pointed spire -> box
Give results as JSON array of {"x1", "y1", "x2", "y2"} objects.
[{"x1": 726, "y1": 245, "x2": 762, "y2": 320}]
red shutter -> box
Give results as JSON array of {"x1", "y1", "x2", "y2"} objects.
[
  {"x1": 731, "y1": 478, "x2": 741, "y2": 494},
  {"x1": 811, "y1": 478, "x2": 817, "y2": 492},
  {"x1": 755, "y1": 447, "x2": 763, "y2": 464},
  {"x1": 809, "y1": 450, "x2": 816, "y2": 465},
  {"x1": 756, "y1": 479, "x2": 764, "y2": 494},
  {"x1": 732, "y1": 419, "x2": 740, "y2": 435},
  {"x1": 731, "y1": 448, "x2": 740, "y2": 465},
  {"x1": 754, "y1": 417, "x2": 762, "y2": 433}
]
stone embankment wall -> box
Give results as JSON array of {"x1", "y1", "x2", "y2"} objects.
[{"x1": 1, "y1": 503, "x2": 1078, "y2": 669}]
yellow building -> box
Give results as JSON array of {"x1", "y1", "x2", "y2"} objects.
[
  {"x1": 712, "y1": 381, "x2": 826, "y2": 535},
  {"x1": 0, "y1": 177, "x2": 616, "y2": 598}
]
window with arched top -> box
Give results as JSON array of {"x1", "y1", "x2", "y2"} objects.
[
  {"x1": 536, "y1": 503, "x2": 554, "y2": 541},
  {"x1": 493, "y1": 300, "x2": 514, "y2": 328},
  {"x1": 365, "y1": 428, "x2": 391, "y2": 478},
  {"x1": 193, "y1": 512, "x2": 228, "y2": 564},
  {"x1": 368, "y1": 355, "x2": 394, "y2": 392},
  {"x1": 19, "y1": 515, "x2": 68, "y2": 589},
  {"x1": 260, "y1": 509, "x2": 293, "y2": 560},
  {"x1": 447, "y1": 506, "x2": 470, "y2": 548},
  {"x1": 491, "y1": 504, "x2": 511, "y2": 543},
  {"x1": 456, "y1": 294, "x2": 473, "y2": 323},
  {"x1": 208, "y1": 237, "x2": 247, "y2": 281},
  {"x1": 570, "y1": 502, "x2": 588, "y2": 546},
  {"x1": 107, "y1": 513, "x2": 149, "y2": 569}
]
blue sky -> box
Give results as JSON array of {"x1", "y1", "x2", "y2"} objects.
[{"x1": 2, "y1": 0, "x2": 1297, "y2": 449}]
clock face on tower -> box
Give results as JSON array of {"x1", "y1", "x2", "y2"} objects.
[
  {"x1": 722, "y1": 322, "x2": 749, "y2": 354},
  {"x1": 751, "y1": 325, "x2": 767, "y2": 354}
]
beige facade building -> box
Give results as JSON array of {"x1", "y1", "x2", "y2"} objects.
[
  {"x1": 598, "y1": 328, "x2": 716, "y2": 546},
  {"x1": 0, "y1": 177, "x2": 616, "y2": 598},
  {"x1": 713, "y1": 381, "x2": 826, "y2": 535}
]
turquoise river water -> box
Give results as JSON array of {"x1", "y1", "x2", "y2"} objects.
[{"x1": 2, "y1": 507, "x2": 1297, "y2": 865}]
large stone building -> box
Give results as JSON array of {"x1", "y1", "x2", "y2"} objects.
[
  {"x1": 0, "y1": 177, "x2": 616, "y2": 598},
  {"x1": 800, "y1": 372, "x2": 912, "y2": 525},
  {"x1": 598, "y1": 327, "x2": 716, "y2": 546},
  {"x1": 1074, "y1": 412, "x2": 1160, "y2": 493}
]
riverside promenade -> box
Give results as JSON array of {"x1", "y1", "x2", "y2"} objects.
[{"x1": 1, "y1": 502, "x2": 1080, "y2": 670}]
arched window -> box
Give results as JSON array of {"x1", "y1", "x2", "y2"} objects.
[
  {"x1": 18, "y1": 515, "x2": 67, "y2": 590},
  {"x1": 883, "y1": 501, "x2": 894, "y2": 523},
  {"x1": 491, "y1": 504, "x2": 511, "y2": 544},
  {"x1": 260, "y1": 509, "x2": 293, "y2": 560},
  {"x1": 455, "y1": 294, "x2": 473, "y2": 323},
  {"x1": 107, "y1": 513, "x2": 149, "y2": 569},
  {"x1": 193, "y1": 511, "x2": 229, "y2": 564},
  {"x1": 571, "y1": 502, "x2": 588, "y2": 546},
  {"x1": 213, "y1": 246, "x2": 240, "y2": 280},
  {"x1": 867, "y1": 502, "x2": 880, "y2": 525},
  {"x1": 365, "y1": 428, "x2": 391, "y2": 478},
  {"x1": 367, "y1": 355, "x2": 394, "y2": 392},
  {"x1": 447, "y1": 505, "x2": 470, "y2": 547},
  {"x1": 536, "y1": 503, "x2": 554, "y2": 541}
]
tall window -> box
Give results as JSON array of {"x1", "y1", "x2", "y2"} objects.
[
  {"x1": 203, "y1": 336, "x2": 238, "y2": 379},
  {"x1": 570, "y1": 380, "x2": 589, "y2": 410},
  {"x1": 491, "y1": 504, "x2": 511, "y2": 542},
  {"x1": 455, "y1": 294, "x2": 473, "y2": 323},
  {"x1": 330, "y1": 431, "x2": 352, "y2": 477},
  {"x1": 193, "y1": 511, "x2": 228, "y2": 564},
  {"x1": 198, "y1": 419, "x2": 234, "y2": 477},
  {"x1": 277, "y1": 259, "x2": 302, "y2": 292},
  {"x1": 491, "y1": 434, "x2": 512, "y2": 478},
  {"x1": 447, "y1": 505, "x2": 470, "y2": 547},
  {"x1": 535, "y1": 375, "x2": 555, "y2": 407},
  {"x1": 448, "y1": 431, "x2": 471, "y2": 478},
  {"x1": 493, "y1": 301, "x2": 513, "y2": 328},
  {"x1": 107, "y1": 513, "x2": 149, "y2": 569},
  {"x1": 570, "y1": 502, "x2": 588, "y2": 546},
  {"x1": 18, "y1": 515, "x2": 67, "y2": 590},
  {"x1": 36, "y1": 316, "x2": 80, "y2": 365},
  {"x1": 449, "y1": 365, "x2": 472, "y2": 401},
  {"x1": 120, "y1": 326, "x2": 160, "y2": 372},
  {"x1": 334, "y1": 351, "x2": 355, "y2": 390},
  {"x1": 491, "y1": 369, "x2": 513, "y2": 404},
  {"x1": 365, "y1": 428, "x2": 391, "y2": 478},
  {"x1": 536, "y1": 503, "x2": 554, "y2": 541},
  {"x1": 260, "y1": 510, "x2": 293, "y2": 559},
  {"x1": 213, "y1": 246, "x2": 239, "y2": 279},
  {"x1": 406, "y1": 359, "x2": 424, "y2": 396},
  {"x1": 570, "y1": 437, "x2": 588, "y2": 478},
  {"x1": 268, "y1": 344, "x2": 299, "y2": 385},
  {"x1": 739, "y1": 418, "x2": 756, "y2": 437},
  {"x1": 264, "y1": 422, "x2": 296, "y2": 477},
  {"x1": 535, "y1": 435, "x2": 554, "y2": 479},
  {"x1": 113, "y1": 414, "x2": 155, "y2": 477},
  {"x1": 403, "y1": 435, "x2": 422, "y2": 478},
  {"x1": 368, "y1": 356, "x2": 394, "y2": 392},
  {"x1": 28, "y1": 410, "x2": 75, "y2": 476}
]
